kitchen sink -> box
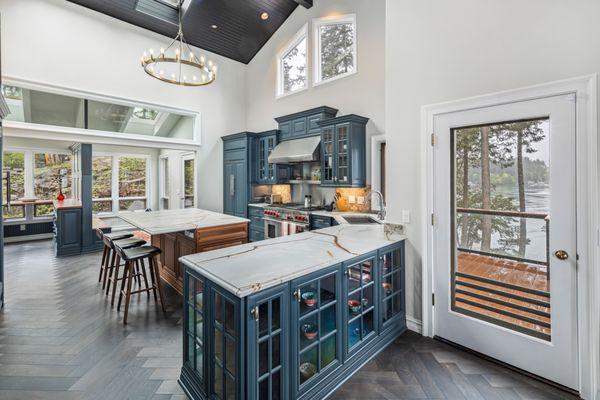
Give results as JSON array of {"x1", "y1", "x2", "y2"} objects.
[{"x1": 342, "y1": 215, "x2": 382, "y2": 224}]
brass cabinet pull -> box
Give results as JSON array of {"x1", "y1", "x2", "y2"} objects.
[
  {"x1": 250, "y1": 306, "x2": 259, "y2": 321},
  {"x1": 554, "y1": 250, "x2": 569, "y2": 260},
  {"x1": 293, "y1": 288, "x2": 302, "y2": 303}
]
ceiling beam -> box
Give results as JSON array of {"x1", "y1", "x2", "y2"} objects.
[{"x1": 294, "y1": 0, "x2": 313, "y2": 9}]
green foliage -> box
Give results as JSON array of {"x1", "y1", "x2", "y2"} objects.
[{"x1": 320, "y1": 23, "x2": 355, "y2": 80}]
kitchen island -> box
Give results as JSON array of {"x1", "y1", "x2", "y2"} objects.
[
  {"x1": 178, "y1": 224, "x2": 406, "y2": 400},
  {"x1": 119, "y1": 208, "x2": 249, "y2": 294}
]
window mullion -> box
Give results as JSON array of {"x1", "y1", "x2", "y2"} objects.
[
  {"x1": 24, "y1": 151, "x2": 34, "y2": 199},
  {"x1": 112, "y1": 156, "x2": 119, "y2": 213}
]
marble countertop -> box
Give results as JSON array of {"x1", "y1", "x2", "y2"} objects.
[
  {"x1": 180, "y1": 224, "x2": 405, "y2": 298},
  {"x1": 118, "y1": 208, "x2": 249, "y2": 235}
]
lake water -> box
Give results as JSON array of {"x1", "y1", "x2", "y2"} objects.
[{"x1": 463, "y1": 184, "x2": 550, "y2": 263}]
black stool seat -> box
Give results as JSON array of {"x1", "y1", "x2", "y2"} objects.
[
  {"x1": 122, "y1": 245, "x2": 161, "y2": 262},
  {"x1": 103, "y1": 232, "x2": 134, "y2": 247},
  {"x1": 113, "y1": 237, "x2": 146, "y2": 250}
]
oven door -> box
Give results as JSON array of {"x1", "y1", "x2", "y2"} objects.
[
  {"x1": 287, "y1": 222, "x2": 309, "y2": 235},
  {"x1": 264, "y1": 218, "x2": 282, "y2": 239}
]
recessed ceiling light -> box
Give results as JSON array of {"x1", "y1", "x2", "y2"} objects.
[
  {"x1": 260, "y1": 12, "x2": 269, "y2": 21},
  {"x1": 211, "y1": 24, "x2": 218, "y2": 29}
]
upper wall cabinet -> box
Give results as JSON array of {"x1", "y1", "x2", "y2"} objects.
[
  {"x1": 255, "y1": 130, "x2": 291, "y2": 185},
  {"x1": 275, "y1": 106, "x2": 338, "y2": 141},
  {"x1": 318, "y1": 115, "x2": 369, "y2": 188}
]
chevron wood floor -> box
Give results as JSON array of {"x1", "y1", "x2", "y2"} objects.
[{"x1": 0, "y1": 240, "x2": 578, "y2": 400}]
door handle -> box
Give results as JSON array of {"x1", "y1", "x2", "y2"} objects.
[
  {"x1": 293, "y1": 288, "x2": 302, "y2": 303},
  {"x1": 250, "y1": 306, "x2": 259, "y2": 322},
  {"x1": 229, "y1": 174, "x2": 235, "y2": 196},
  {"x1": 554, "y1": 250, "x2": 569, "y2": 260}
]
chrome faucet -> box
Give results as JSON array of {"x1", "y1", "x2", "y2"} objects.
[{"x1": 367, "y1": 190, "x2": 386, "y2": 220}]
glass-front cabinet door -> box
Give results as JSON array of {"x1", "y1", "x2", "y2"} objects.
[
  {"x1": 343, "y1": 253, "x2": 377, "y2": 358},
  {"x1": 247, "y1": 284, "x2": 289, "y2": 400},
  {"x1": 184, "y1": 271, "x2": 207, "y2": 395},
  {"x1": 266, "y1": 136, "x2": 276, "y2": 183},
  {"x1": 380, "y1": 245, "x2": 405, "y2": 330},
  {"x1": 335, "y1": 123, "x2": 350, "y2": 185},
  {"x1": 291, "y1": 265, "x2": 342, "y2": 396},
  {"x1": 258, "y1": 138, "x2": 266, "y2": 182},
  {"x1": 321, "y1": 127, "x2": 335, "y2": 185},
  {"x1": 211, "y1": 287, "x2": 240, "y2": 400}
]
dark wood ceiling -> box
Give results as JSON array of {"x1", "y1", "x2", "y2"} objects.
[{"x1": 66, "y1": 0, "x2": 312, "y2": 64}]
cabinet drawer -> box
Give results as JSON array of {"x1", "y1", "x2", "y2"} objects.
[
  {"x1": 249, "y1": 214, "x2": 264, "y2": 230},
  {"x1": 223, "y1": 137, "x2": 247, "y2": 151},
  {"x1": 249, "y1": 228, "x2": 264, "y2": 242},
  {"x1": 248, "y1": 206, "x2": 264, "y2": 217}
]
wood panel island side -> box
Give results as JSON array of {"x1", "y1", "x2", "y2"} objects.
[{"x1": 119, "y1": 209, "x2": 249, "y2": 294}]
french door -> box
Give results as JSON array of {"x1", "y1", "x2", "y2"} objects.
[{"x1": 433, "y1": 94, "x2": 578, "y2": 389}]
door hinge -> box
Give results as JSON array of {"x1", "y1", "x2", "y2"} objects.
[
  {"x1": 432, "y1": 293, "x2": 435, "y2": 306},
  {"x1": 431, "y1": 213, "x2": 435, "y2": 226},
  {"x1": 431, "y1": 133, "x2": 435, "y2": 146}
]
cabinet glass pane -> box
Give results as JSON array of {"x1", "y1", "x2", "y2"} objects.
[
  {"x1": 299, "y1": 346, "x2": 318, "y2": 385},
  {"x1": 272, "y1": 299, "x2": 281, "y2": 331},
  {"x1": 322, "y1": 128, "x2": 334, "y2": 181},
  {"x1": 272, "y1": 370, "x2": 281, "y2": 400},
  {"x1": 363, "y1": 310, "x2": 374, "y2": 336},
  {"x1": 346, "y1": 258, "x2": 376, "y2": 352},
  {"x1": 215, "y1": 294, "x2": 223, "y2": 325},
  {"x1": 320, "y1": 304, "x2": 336, "y2": 336},
  {"x1": 225, "y1": 374, "x2": 235, "y2": 400},
  {"x1": 195, "y1": 343, "x2": 203, "y2": 375},
  {"x1": 215, "y1": 364, "x2": 224, "y2": 399},
  {"x1": 215, "y1": 328, "x2": 223, "y2": 363},
  {"x1": 225, "y1": 302, "x2": 236, "y2": 335},
  {"x1": 337, "y1": 126, "x2": 348, "y2": 182},
  {"x1": 187, "y1": 334, "x2": 195, "y2": 365},
  {"x1": 272, "y1": 334, "x2": 281, "y2": 368},
  {"x1": 259, "y1": 378, "x2": 268, "y2": 400},
  {"x1": 187, "y1": 306, "x2": 195, "y2": 335},
  {"x1": 299, "y1": 282, "x2": 318, "y2": 316},
  {"x1": 225, "y1": 336, "x2": 236, "y2": 374},
  {"x1": 195, "y1": 311, "x2": 203, "y2": 342},
  {"x1": 348, "y1": 318, "x2": 360, "y2": 348},
  {"x1": 320, "y1": 275, "x2": 336, "y2": 306},
  {"x1": 300, "y1": 313, "x2": 318, "y2": 351},
  {"x1": 195, "y1": 280, "x2": 204, "y2": 309},
  {"x1": 259, "y1": 339, "x2": 269, "y2": 376},
  {"x1": 321, "y1": 335, "x2": 337, "y2": 369},
  {"x1": 259, "y1": 302, "x2": 269, "y2": 338},
  {"x1": 383, "y1": 298, "x2": 393, "y2": 322}
]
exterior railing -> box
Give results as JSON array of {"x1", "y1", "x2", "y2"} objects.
[{"x1": 455, "y1": 207, "x2": 550, "y2": 278}]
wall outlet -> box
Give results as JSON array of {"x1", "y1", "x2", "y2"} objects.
[
  {"x1": 20, "y1": 224, "x2": 26, "y2": 231},
  {"x1": 348, "y1": 195, "x2": 356, "y2": 204},
  {"x1": 357, "y1": 196, "x2": 365, "y2": 205},
  {"x1": 402, "y1": 210, "x2": 411, "y2": 224}
]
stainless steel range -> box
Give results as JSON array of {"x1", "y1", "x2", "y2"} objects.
[{"x1": 263, "y1": 204, "x2": 324, "y2": 239}]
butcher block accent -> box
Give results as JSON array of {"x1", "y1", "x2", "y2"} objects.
[{"x1": 151, "y1": 223, "x2": 248, "y2": 294}]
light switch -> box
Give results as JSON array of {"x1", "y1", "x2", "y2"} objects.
[
  {"x1": 402, "y1": 210, "x2": 411, "y2": 223},
  {"x1": 348, "y1": 195, "x2": 356, "y2": 204},
  {"x1": 357, "y1": 196, "x2": 365, "y2": 205}
]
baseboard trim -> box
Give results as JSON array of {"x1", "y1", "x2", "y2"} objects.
[
  {"x1": 406, "y1": 315, "x2": 423, "y2": 334},
  {"x1": 4, "y1": 234, "x2": 53, "y2": 243}
]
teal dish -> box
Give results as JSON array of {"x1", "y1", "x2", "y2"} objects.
[{"x1": 302, "y1": 291, "x2": 317, "y2": 307}]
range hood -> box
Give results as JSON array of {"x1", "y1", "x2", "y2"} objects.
[{"x1": 268, "y1": 136, "x2": 321, "y2": 163}]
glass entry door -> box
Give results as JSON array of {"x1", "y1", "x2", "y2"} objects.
[{"x1": 433, "y1": 94, "x2": 578, "y2": 390}]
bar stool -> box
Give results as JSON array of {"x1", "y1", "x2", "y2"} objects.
[
  {"x1": 116, "y1": 245, "x2": 165, "y2": 324},
  {"x1": 98, "y1": 231, "x2": 134, "y2": 288},
  {"x1": 107, "y1": 236, "x2": 147, "y2": 305}
]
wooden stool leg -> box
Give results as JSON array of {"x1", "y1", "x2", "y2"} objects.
[
  {"x1": 102, "y1": 248, "x2": 114, "y2": 291},
  {"x1": 106, "y1": 251, "x2": 117, "y2": 295},
  {"x1": 146, "y1": 258, "x2": 159, "y2": 303},
  {"x1": 139, "y1": 258, "x2": 150, "y2": 295},
  {"x1": 152, "y1": 257, "x2": 166, "y2": 312},
  {"x1": 112, "y1": 254, "x2": 123, "y2": 307},
  {"x1": 117, "y1": 260, "x2": 130, "y2": 311},
  {"x1": 98, "y1": 246, "x2": 108, "y2": 282},
  {"x1": 122, "y1": 261, "x2": 135, "y2": 325}
]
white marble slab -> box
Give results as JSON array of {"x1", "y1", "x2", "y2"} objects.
[
  {"x1": 118, "y1": 208, "x2": 249, "y2": 235},
  {"x1": 310, "y1": 210, "x2": 386, "y2": 225},
  {"x1": 181, "y1": 224, "x2": 405, "y2": 298}
]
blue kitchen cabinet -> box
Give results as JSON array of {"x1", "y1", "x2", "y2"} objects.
[
  {"x1": 318, "y1": 115, "x2": 369, "y2": 188},
  {"x1": 275, "y1": 106, "x2": 338, "y2": 141},
  {"x1": 180, "y1": 241, "x2": 406, "y2": 400},
  {"x1": 54, "y1": 207, "x2": 82, "y2": 257},
  {"x1": 247, "y1": 284, "x2": 290, "y2": 400},
  {"x1": 343, "y1": 252, "x2": 378, "y2": 360},
  {"x1": 223, "y1": 133, "x2": 255, "y2": 218},
  {"x1": 256, "y1": 131, "x2": 290, "y2": 185},
  {"x1": 290, "y1": 265, "x2": 343, "y2": 399},
  {"x1": 378, "y1": 242, "x2": 406, "y2": 331},
  {"x1": 248, "y1": 206, "x2": 264, "y2": 242}
]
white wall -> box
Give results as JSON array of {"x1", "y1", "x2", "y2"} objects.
[
  {"x1": 0, "y1": 0, "x2": 247, "y2": 212},
  {"x1": 245, "y1": 0, "x2": 385, "y2": 187},
  {"x1": 385, "y1": 0, "x2": 600, "y2": 323}
]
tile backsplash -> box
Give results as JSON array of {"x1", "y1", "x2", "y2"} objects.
[{"x1": 335, "y1": 187, "x2": 371, "y2": 212}]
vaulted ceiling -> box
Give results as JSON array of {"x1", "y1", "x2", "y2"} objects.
[{"x1": 66, "y1": 0, "x2": 312, "y2": 64}]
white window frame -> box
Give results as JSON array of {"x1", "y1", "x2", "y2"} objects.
[
  {"x1": 159, "y1": 155, "x2": 170, "y2": 210},
  {"x1": 276, "y1": 23, "x2": 309, "y2": 99},
  {"x1": 313, "y1": 14, "x2": 358, "y2": 87},
  {"x1": 92, "y1": 152, "x2": 152, "y2": 216},
  {"x1": 2, "y1": 146, "x2": 72, "y2": 224},
  {"x1": 2, "y1": 76, "x2": 202, "y2": 150}
]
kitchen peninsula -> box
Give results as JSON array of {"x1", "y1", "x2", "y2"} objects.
[
  {"x1": 179, "y1": 224, "x2": 406, "y2": 400},
  {"x1": 119, "y1": 208, "x2": 249, "y2": 293}
]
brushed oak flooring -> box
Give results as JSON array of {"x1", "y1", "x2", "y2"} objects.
[{"x1": 0, "y1": 240, "x2": 578, "y2": 400}]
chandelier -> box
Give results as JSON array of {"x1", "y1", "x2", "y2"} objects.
[{"x1": 140, "y1": 4, "x2": 217, "y2": 86}]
